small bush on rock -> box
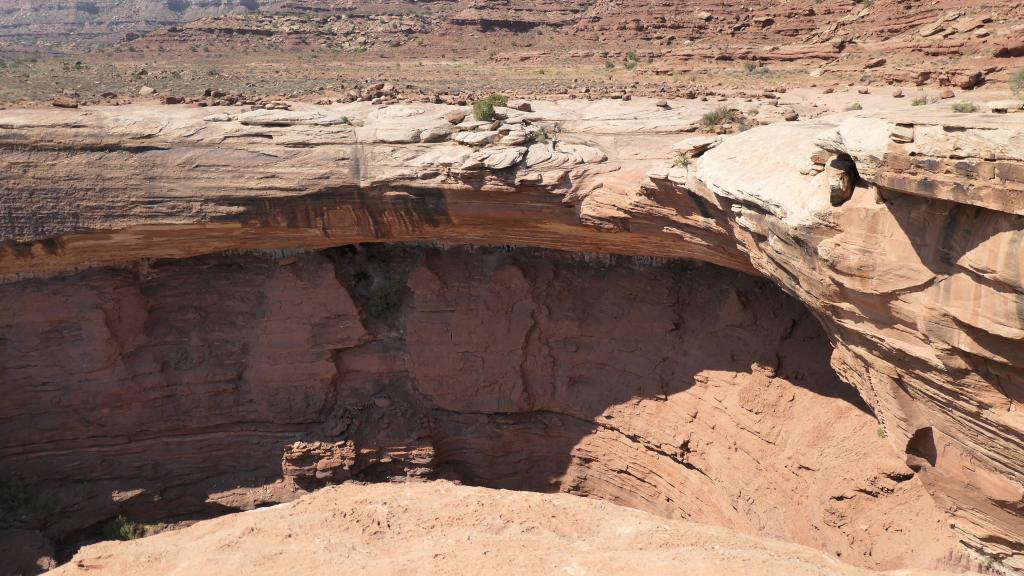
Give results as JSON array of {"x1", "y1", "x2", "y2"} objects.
[
  {"x1": 1011, "y1": 69, "x2": 1024, "y2": 97},
  {"x1": 472, "y1": 94, "x2": 508, "y2": 121},
  {"x1": 699, "y1": 106, "x2": 741, "y2": 129},
  {"x1": 952, "y1": 101, "x2": 977, "y2": 113},
  {"x1": 106, "y1": 515, "x2": 144, "y2": 541}
]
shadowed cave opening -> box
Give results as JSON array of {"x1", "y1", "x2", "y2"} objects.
[{"x1": 1, "y1": 243, "x2": 950, "y2": 573}]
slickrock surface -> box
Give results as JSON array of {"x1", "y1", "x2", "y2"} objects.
[
  {"x1": 1, "y1": 99, "x2": 1023, "y2": 571},
  {"x1": 48, "y1": 481, "x2": 962, "y2": 576}
]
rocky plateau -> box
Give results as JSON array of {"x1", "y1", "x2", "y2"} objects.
[{"x1": 1, "y1": 1, "x2": 1024, "y2": 574}]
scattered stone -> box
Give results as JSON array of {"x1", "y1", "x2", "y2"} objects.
[
  {"x1": 953, "y1": 71, "x2": 984, "y2": 90},
  {"x1": 864, "y1": 58, "x2": 886, "y2": 69},
  {"x1": 890, "y1": 124, "x2": 914, "y2": 144},
  {"x1": 446, "y1": 110, "x2": 467, "y2": 124},
  {"x1": 783, "y1": 110, "x2": 799, "y2": 122},
  {"x1": 892, "y1": 88, "x2": 904, "y2": 98},
  {"x1": 419, "y1": 124, "x2": 454, "y2": 143},
  {"x1": 138, "y1": 86, "x2": 156, "y2": 96},
  {"x1": 51, "y1": 96, "x2": 79, "y2": 109},
  {"x1": 939, "y1": 89, "x2": 955, "y2": 99},
  {"x1": 163, "y1": 96, "x2": 184, "y2": 105},
  {"x1": 656, "y1": 100, "x2": 670, "y2": 109},
  {"x1": 919, "y1": 23, "x2": 945, "y2": 38}
]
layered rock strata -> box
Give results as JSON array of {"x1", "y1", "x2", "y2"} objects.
[
  {"x1": 0, "y1": 245, "x2": 961, "y2": 571},
  {"x1": 0, "y1": 99, "x2": 1022, "y2": 570}
]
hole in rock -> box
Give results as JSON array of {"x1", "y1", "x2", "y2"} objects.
[
  {"x1": 906, "y1": 426, "x2": 938, "y2": 469},
  {"x1": 0, "y1": 244, "x2": 954, "y2": 571}
]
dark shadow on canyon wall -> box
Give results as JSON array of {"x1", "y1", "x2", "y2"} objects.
[{"x1": 0, "y1": 244, "x2": 876, "y2": 568}]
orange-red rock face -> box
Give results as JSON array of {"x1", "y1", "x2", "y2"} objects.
[
  {"x1": 0, "y1": 101, "x2": 1022, "y2": 571},
  {"x1": 43, "y1": 481, "x2": 962, "y2": 576},
  {"x1": 0, "y1": 246, "x2": 963, "y2": 571}
]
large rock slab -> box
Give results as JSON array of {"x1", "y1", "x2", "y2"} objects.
[{"x1": 50, "y1": 481, "x2": 959, "y2": 576}]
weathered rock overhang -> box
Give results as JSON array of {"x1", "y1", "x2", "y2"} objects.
[{"x1": 1, "y1": 101, "x2": 1022, "y2": 570}]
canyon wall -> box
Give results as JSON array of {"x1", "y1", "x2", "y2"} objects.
[
  {"x1": 0, "y1": 99, "x2": 1022, "y2": 570},
  {"x1": 0, "y1": 245, "x2": 961, "y2": 571}
]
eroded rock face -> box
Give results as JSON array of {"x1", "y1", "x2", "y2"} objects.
[
  {"x1": 0, "y1": 101, "x2": 1022, "y2": 570},
  {"x1": 0, "y1": 247, "x2": 962, "y2": 571}
]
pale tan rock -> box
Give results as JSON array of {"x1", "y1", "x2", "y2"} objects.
[
  {"x1": 462, "y1": 145, "x2": 527, "y2": 170},
  {"x1": 375, "y1": 126, "x2": 422, "y2": 143},
  {"x1": 418, "y1": 123, "x2": 453, "y2": 142},
  {"x1": 238, "y1": 109, "x2": 351, "y2": 127},
  {"x1": 453, "y1": 130, "x2": 499, "y2": 145}
]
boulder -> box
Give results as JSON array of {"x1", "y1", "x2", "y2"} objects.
[
  {"x1": 50, "y1": 97, "x2": 78, "y2": 109},
  {"x1": 444, "y1": 109, "x2": 468, "y2": 124},
  {"x1": 419, "y1": 124, "x2": 454, "y2": 143}
]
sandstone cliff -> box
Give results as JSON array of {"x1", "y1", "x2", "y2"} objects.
[{"x1": 0, "y1": 99, "x2": 1022, "y2": 571}]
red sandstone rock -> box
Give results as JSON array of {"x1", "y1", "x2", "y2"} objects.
[
  {"x1": 50, "y1": 482, "x2": 962, "y2": 576},
  {"x1": 1, "y1": 100, "x2": 1022, "y2": 571}
]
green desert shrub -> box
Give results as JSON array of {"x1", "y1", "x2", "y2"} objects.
[
  {"x1": 105, "y1": 515, "x2": 144, "y2": 541},
  {"x1": 952, "y1": 101, "x2": 977, "y2": 113},
  {"x1": 699, "y1": 106, "x2": 741, "y2": 128},
  {"x1": 472, "y1": 93, "x2": 509, "y2": 121},
  {"x1": 1010, "y1": 68, "x2": 1024, "y2": 97}
]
